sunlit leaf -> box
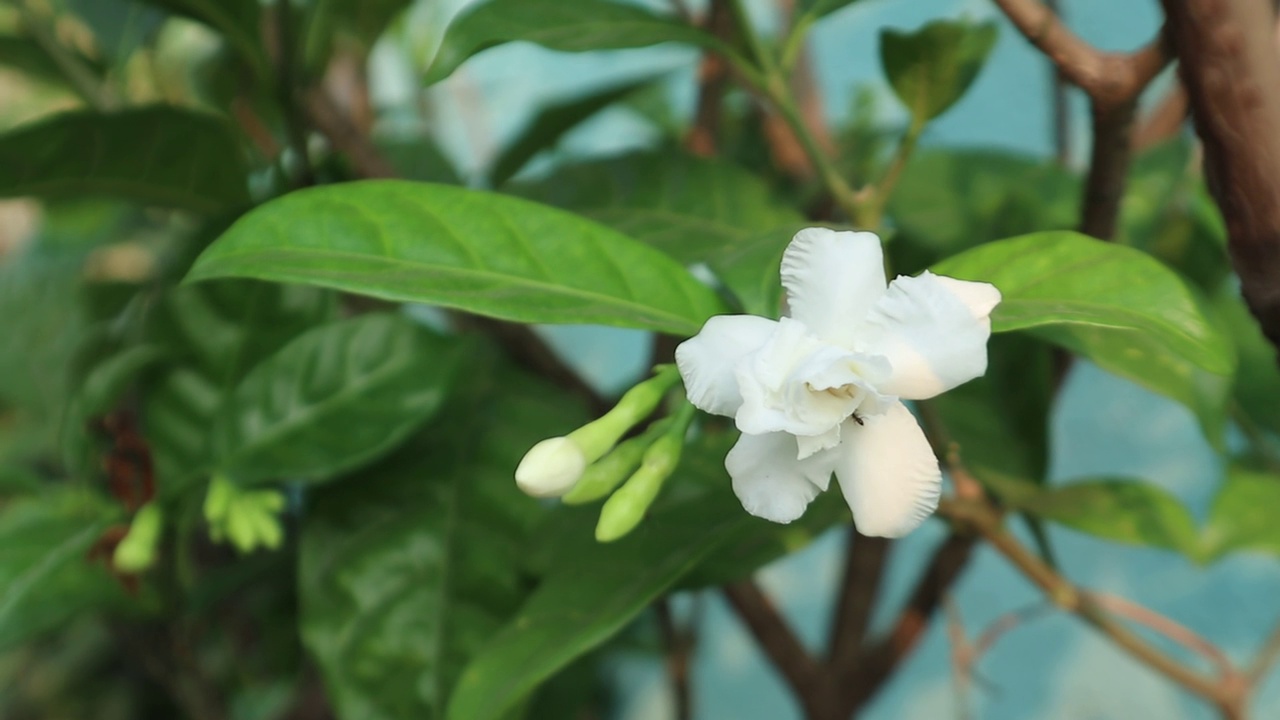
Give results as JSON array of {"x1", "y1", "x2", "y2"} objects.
[{"x1": 187, "y1": 181, "x2": 728, "y2": 335}]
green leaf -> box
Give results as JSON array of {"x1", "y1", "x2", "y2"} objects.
[
  {"x1": 0, "y1": 107, "x2": 250, "y2": 214},
  {"x1": 186, "y1": 180, "x2": 728, "y2": 335},
  {"x1": 300, "y1": 359, "x2": 586, "y2": 720},
  {"x1": 446, "y1": 488, "x2": 745, "y2": 720},
  {"x1": 1216, "y1": 291, "x2": 1280, "y2": 437},
  {"x1": 143, "y1": 367, "x2": 222, "y2": 495},
  {"x1": 887, "y1": 149, "x2": 1079, "y2": 272},
  {"x1": 0, "y1": 34, "x2": 103, "y2": 86},
  {"x1": 425, "y1": 0, "x2": 725, "y2": 86},
  {"x1": 490, "y1": 76, "x2": 661, "y2": 186},
  {"x1": 214, "y1": 313, "x2": 464, "y2": 485},
  {"x1": 880, "y1": 19, "x2": 998, "y2": 121},
  {"x1": 933, "y1": 232, "x2": 1234, "y2": 375},
  {"x1": 934, "y1": 334, "x2": 1053, "y2": 484},
  {"x1": 1201, "y1": 465, "x2": 1280, "y2": 561},
  {"x1": 796, "y1": 0, "x2": 866, "y2": 20},
  {"x1": 708, "y1": 223, "x2": 808, "y2": 317},
  {"x1": 1006, "y1": 478, "x2": 1199, "y2": 556},
  {"x1": 0, "y1": 491, "x2": 123, "y2": 650},
  {"x1": 509, "y1": 151, "x2": 804, "y2": 264},
  {"x1": 377, "y1": 135, "x2": 462, "y2": 185},
  {"x1": 135, "y1": 0, "x2": 267, "y2": 78}
]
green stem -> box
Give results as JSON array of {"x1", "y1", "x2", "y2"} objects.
[{"x1": 863, "y1": 111, "x2": 926, "y2": 229}]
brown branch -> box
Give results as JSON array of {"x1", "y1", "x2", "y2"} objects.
[
  {"x1": 938, "y1": 497, "x2": 1243, "y2": 714},
  {"x1": 305, "y1": 88, "x2": 398, "y2": 178},
  {"x1": 992, "y1": 0, "x2": 1168, "y2": 108},
  {"x1": 1079, "y1": 99, "x2": 1139, "y2": 239},
  {"x1": 656, "y1": 598, "x2": 694, "y2": 720},
  {"x1": 844, "y1": 532, "x2": 976, "y2": 714},
  {"x1": 1090, "y1": 592, "x2": 1233, "y2": 676},
  {"x1": 1162, "y1": 0, "x2": 1280, "y2": 359},
  {"x1": 826, "y1": 531, "x2": 889, "y2": 677},
  {"x1": 684, "y1": 0, "x2": 733, "y2": 157},
  {"x1": 1045, "y1": 0, "x2": 1071, "y2": 163},
  {"x1": 722, "y1": 580, "x2": 837, "y2": 720}
]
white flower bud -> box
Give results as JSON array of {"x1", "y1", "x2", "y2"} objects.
[{"x1": 515, "y1": 437, "x2": 587, "y2": 498}]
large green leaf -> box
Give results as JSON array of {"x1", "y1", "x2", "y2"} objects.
[
  {"x1": 490, "y1": 77, "x2": 661, "y2": 186},
  {"x1": 880, "y1": 19, "x2": 998, "y2": 121},
  {"x1": 510, "y1": 151, "x2": 804, "y2": 264},
  {"x1": 425, "y1": 0, "x2": 725, "y2": 86},
  {"x1": 186, "y1": 181, "x2": 727, "y2": 335},
  {"x1": 135, "y1": 0, "x2": 267, "y2": 78},
  {"x1": 213, "y1": 313, "x2": 464, "y2": 484},
  {"x1": 1201, "y1": 465, "x2": 1280, "y2": 562},
  {"x1": 0, "y1": 491, "x2": 124, "y2": 650},
  {"x1": 934, "y1": 232, "x2": 1235, "y2": 444},
  {"x1": 299, "y1": 360, "x2": 585, "y2": 720},
  {"x1": 933, "y1": 232, "x2": 1234, "y2": 375},
  {"x1": 0, "y1": 107, "x2": 250, "y2": 214},
  {"x1": 996, "y1": 477, "x2": 1199, "y2": 557}
]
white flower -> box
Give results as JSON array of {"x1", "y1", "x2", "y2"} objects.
[{"x1": 675, "y1": 228, "x2": 1001, "y2": 537}]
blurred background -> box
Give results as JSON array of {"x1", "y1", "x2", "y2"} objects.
[{"x1": 2, "y1": 0, "x2": 1277, "y2": 718}]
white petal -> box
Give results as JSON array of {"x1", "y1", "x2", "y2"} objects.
[
  {"x1": 834, "y1": 402, "x2": 941, "y2": 537},
  {"x1": 864, "y1": 271, "x2": 1000, "y2": 400},
  {"x1": 727, "y1": 432, "x2": 836, "y2": 524},
  {"x1": 781, "y1": 228, "x2": 887, "y2": 349},
  {"x1": 676, "y1": 315, "x2": 778, "y2": 417}
]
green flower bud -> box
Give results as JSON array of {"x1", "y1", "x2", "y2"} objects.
[
  {"x1": 562, "y1": 419, "x2": 672, "y2": 505},
  {"x1": 594, "y1": 404, "x2": 693, "y2": 542},
  {"x1": 113, "y1": 502, "x2": 164, "y2": 573},
  {"x1": 203, "y1": 474, "x2": 234, "y2": 524}
]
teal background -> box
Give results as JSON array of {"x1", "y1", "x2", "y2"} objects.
[{"x1": 387, "y1": 1, "x2": 1280, "y2": 717}]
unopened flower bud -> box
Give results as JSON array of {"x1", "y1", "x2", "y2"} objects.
[
  {"x1": 113, "y1": 502, "x2": 163, "y2": 573},
  {"x1": 594, "y1": 407, "x2": 692, "y2": 542},
  {"x1": 515, "y1": 437, "x2": 587, "y2": 498}
]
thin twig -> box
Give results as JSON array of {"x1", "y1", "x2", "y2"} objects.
[
  {"x1": 273, "y1": 0, "x2": 315, "y2": 186},
  {"x1": 1044, "y1": 0, "x2": 1070, "y2": 163},
  {"x1": 937, "y1": 497, "x2": 1234, "y2": 706},
  {"x1": 1090, "y1": 592, "x2": 1233, "y2": 676}
]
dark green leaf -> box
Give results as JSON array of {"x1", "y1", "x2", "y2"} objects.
[
  {"x1": 300, "y1": 360, "x2": 586, "y2": 720},
  {"x1": 887, "y1": 149, "x2": 1079, "y2": 272},
  {"x1": 1008, "y1": 478, "x2": 1199, "y2": 556},
  {"x1": 135, "y1": 0, "x2": 267, "y2": 78},
  {"x1": 142, "y1": 367, "x2": 222, "y2": 494},
  {"x1": 880, "y1": 20, "x2": 998, "y2": 121},
  {"x1": 0, "y1": 491, "x2": 124, "y2": 650},
  {"x1": 214, "y1": 313, "x2": 464, "y2": 484},
  {"x1": 0, "y1": 35, "x2": 102, "y2": 86},
  {"x1": 0, "y1": 107, "x2": 250, "y2": 214},
  {"x1": 425, "y1": 0, "x2": 725, "y2": 86},
  {"x1": 490, "y1": 76, "x2": 661, "y2": 186},
  {"x1": 1216, "y1": 291, "x2": 1280, "y2": 437},
  {"x1": 377, "y1": 135, "x2": 462, "y2": 185},
  {"x1": 305, "y1": 0, "x2": 412, "y2": 66},
  {"x1": 509, "y1": 151, "x2": 804, "y2": 264},
  {"x1": 934, "y1": 232, "x2": 1235, "y2": 444},
  {"x1": 708, "y1": 223, "x2": 809, "y2": 317},
  {"x1": 446, "y1": 487, "x2": 746, "y2": 720},
  {"x1": 187, "y1": 181, "x2": 728, "y2": 335},
  {"x1": 932, "y1": 231, "x2": 1234, "y2": 375},
  {"x1": 1201, "y1": 465, "x2": 1280, "y2": 561}
]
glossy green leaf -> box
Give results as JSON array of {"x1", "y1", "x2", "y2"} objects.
[
  {"x1": 187, "y1": 181, "x2": 728, "y2": 335},
  {"x1": 300, "y1": 360, "x2": 586, "y2": 720},
  {"x1": 490, "y1": 76, "x2": 661, "y2": 186},
  {"x1": 0, "y1": 107, "x2": 250, "y2": 214},
  {"x1": 0, "y1": 491, "x2": 123, "y2": 650},
  {"x1": 214, "y1": 313, "x2": 464, "y2": 484},
  {"x1": 880, "y1": 19, "x2": 998, "y2": 121},
  {"x1": 1008, "y1": 478, "x2": 1199, "y2": 556},
  {"x1": 708, "y1": 223, "x2": 809, "y2": 316},
  {"x1": 887, "y1": 149, "x2": 1078, "y2": 272},
  {"x1": 934, "y1": 232, "x2": 1235, "y2": 443},
  {"x1": 136, "y1": 0, "x2": 267, "y2": 77},
  {"x1": 1201, "y1": 465, "x2": 1280, "y2": 561},
  {"x1": 425, "y1": 0, "x2": 725, "y2": 86},
  {"x1": 933, "y1": 232, "x2": 1234, "y2": 375},
  {"x1": 510, "y1": 151, "x2": 804, "y2": 264}
]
